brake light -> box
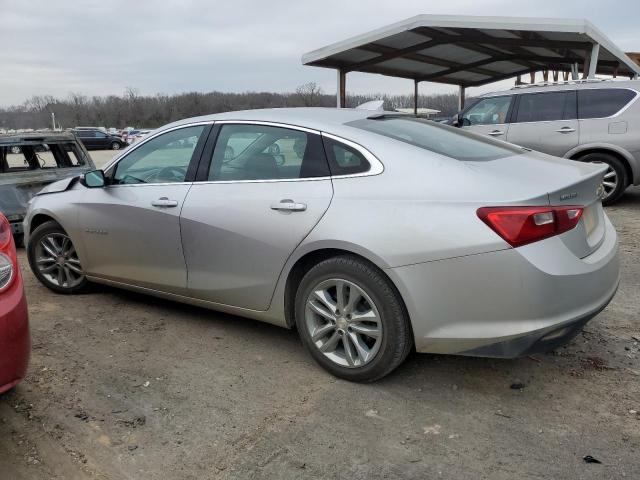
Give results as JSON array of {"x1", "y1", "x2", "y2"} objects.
[
  {"x1": 477, "y1": 206, "x2": 583, "y2": 248},
  {"x1": 0, "y1": 214, "x2": 17, "y2": 292}
]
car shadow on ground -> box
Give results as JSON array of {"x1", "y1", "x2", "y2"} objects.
[{"x1": 97, "y1": 281, "x2": 597, "y2": 396}]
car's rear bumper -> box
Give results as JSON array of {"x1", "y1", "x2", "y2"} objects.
[
  {"x1": 387, "y1": 215, "x2": 620, "y2": 357},
  {"x1": 0, "y1": 274, "x2": 30, "y2": 394}
]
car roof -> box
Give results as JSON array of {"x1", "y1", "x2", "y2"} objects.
[
  {"x1": 162, "y1": 107, "x2": 382, "y2": 136},
  {"x1": 479, "y1": 79, "x2": 640, "y2": 98},
  {"x1": 0, "y1": 131, "x2": 77, "y2": 145}
]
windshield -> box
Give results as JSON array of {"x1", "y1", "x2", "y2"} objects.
[{"x1": 347, "y1": 116, "x2": 523, "y2": 161}]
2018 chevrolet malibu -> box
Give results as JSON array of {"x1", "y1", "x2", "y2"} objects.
[{"x1": 23, "y1": 108, "x2": 619, "y2": 382}]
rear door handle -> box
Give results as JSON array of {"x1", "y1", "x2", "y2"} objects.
[
  {"x1": 271, "y1": 199, "x2": 307, "y2": 212},
  {"x1": 556, "y1": 127, "x2": 576, "y2": 133},
  {"x1": 488, "y1": 130, "x2": 504, "y2": 136},
  {"x1": 151, "y1": 197, "x2": 179, "y2": 208}
]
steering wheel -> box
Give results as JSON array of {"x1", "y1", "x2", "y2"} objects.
[{"x1": 147, "y1": 166, "x2": 186, "y2": 183}]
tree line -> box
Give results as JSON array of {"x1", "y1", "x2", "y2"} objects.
[{"x1": 0, "y1": 84, "x2": 459, "y2": 130}]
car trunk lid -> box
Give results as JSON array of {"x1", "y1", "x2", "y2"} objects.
[{"x1": 462, "y1": 151, "x2": 607, "y2": 258}]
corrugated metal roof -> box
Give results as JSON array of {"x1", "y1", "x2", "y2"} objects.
[{"x1": 302, "y1": 15, "x2": 640, "y2": 87}]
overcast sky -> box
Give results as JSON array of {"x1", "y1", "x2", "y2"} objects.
[{"x1": 1, "y1": 0, "x2": 639, "y2": 106}]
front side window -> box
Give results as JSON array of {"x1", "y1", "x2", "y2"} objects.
[
  {"x1": 578, "y1": 88, "x2": 637, "y2": 119},
  {"x1": 515, "y1": 91, "x2": 574, "y2": 123},
  {"x1": 113, "y1": 125, "x2": 205, "y2": 184},
  {"x1": 208, "y1": 124, "x2": 329, "y2": 181},
  {"x1": 348, "y1": 117, "x2": 523, "y2": 162},
  {"x1": 462, "y1": 96, "x2": 512, "y2": 125}
]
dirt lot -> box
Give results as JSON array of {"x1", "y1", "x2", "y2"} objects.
[{"x1": 1, "y1": 149, "x2": 639, "y2": 479}]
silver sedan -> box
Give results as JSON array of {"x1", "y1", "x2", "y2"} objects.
[{"x1": 24, "y1": 108, "x2": 620, "y2": 382}]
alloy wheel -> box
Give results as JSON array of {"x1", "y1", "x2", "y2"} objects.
[
  {"x1": 591, "y1": 161, "x2": 618, "y2": 200},
  {"x1": 304, "y1": 279, "x2": 382, "y2": 368},
  {"x1": 34, "y1": 233, "x2": 84, "y2": 289}
]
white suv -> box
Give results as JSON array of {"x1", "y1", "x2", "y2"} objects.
[{"x1": 454, "y1": 80, "x2": 640, "y2": 204}]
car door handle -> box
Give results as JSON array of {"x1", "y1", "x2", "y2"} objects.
[
  {"x1": 488, "y1": 130, "x2": 504, "y2": 136},
  {"x1": 151, "y1": 197, "x2": 179, "y2": 208},
  {"x1": 556, "y1": 127, "x2": 576, "y2": 133},
  {"x1": 271, "y1": 199, "x2": 307, "y2": 212}
]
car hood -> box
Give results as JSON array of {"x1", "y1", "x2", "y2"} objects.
[{"x1": 36, "y1": 176, "x2": 79, "y2": 196}]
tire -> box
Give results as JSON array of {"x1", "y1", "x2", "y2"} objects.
[
  {"x1": 27, "y1": 221, "x2": 88, "y2": 294},
  {"x1": 579, "y1": 152, "x2": 628, "y2": 205},
  {"x1": 111, "y1": 141, "x2": 121, "y2": 150},
  {"x1": 295, "y1": 255, "x2": 413, "y2": 382}
]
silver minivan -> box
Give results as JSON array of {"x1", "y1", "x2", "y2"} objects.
[{"x1": 453, "y1": 79, "x2": 640, "y2": 204}]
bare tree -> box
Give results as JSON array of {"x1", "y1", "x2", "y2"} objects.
[{"x1": 295, "y1": 82, "x2": 324, "y2": 106}]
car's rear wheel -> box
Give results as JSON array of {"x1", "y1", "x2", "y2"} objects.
[
  {"x1": 579, "y1": 152, "x2": 628, "y2": 205},
  {"x1": 111, "y1": 141, "x2": 121, "y2": 150},
  {"x1": 27, "y1": 221, "x2": 88, "y2": 294},
  {"x1": 295, "y1": 255, "x2": 412, "y2": 382}
]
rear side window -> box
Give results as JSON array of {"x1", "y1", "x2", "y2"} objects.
[
  {"x1": 208, "y1": 124, "x2": 329, "y2": 181},
  {"x1": 514, "y1": 91, "x2": 575, "y2": 123},
  {"x1": 348, "y1": 117, "x2": 523, "y2": 162},
  {"x1": 322, "y1": 137, "x2": 370, "y2": 176},
  {"x1": 578, "y1": 89, "x2": 637, "y2": 119}
]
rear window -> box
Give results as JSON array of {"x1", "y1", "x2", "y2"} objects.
[
  {"x1": 578, "y1": 88, "x2": 637, "y2": 119},
  {"x1": 347, "y1": 117, "x2": 523, "y2": 162}
]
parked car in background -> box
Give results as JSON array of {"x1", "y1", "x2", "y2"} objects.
[
  {"x1": 1, "y1": 131, "x2": 96, "y2": 246},
  {"x1": 24, "y1": 108, "x2": 619, "y2": 382},
  {"x1": 73, "y1": 128, "x2": 127, "y2": 150},
  {"x1": 452, "y1": 79, "x2": 640, "y2": 204},
  {"x1": 126, "y1": 129, "x2": 152, "y2": 145},
  {"x1": 0, "y1": 213, "x2": 29, "y2": 394}
]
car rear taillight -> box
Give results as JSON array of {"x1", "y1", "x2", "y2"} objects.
[
  {"x1": 477, "y1": 206, "x2": 583, "y2": 248},
  {"x1": 0, "y1": 214, "x2": 17, "y2": 292}
]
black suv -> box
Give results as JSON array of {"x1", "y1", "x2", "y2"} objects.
[{"x1": 73, "y1": 129, "x2": 127, "y2": 150}]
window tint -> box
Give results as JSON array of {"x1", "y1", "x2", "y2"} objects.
[
  {"x1": 515, "y1": 91, "x2": 572, "y2": 123},
  {"x1": 578, "y1": 88, "x2": 637, "y2": 119},
  {"x1": 113, "y1": 125, "x2": 205, "y2": 184},
  {"x1": 322, "y1": 138, "x2": 370, "y2": 175},
  {"x1": 348, "y1": 117, "x2": 523, "y2": 162},
  {"x1": 208, "y1": 124, "x2": 329, "y2": 181},
  {"x1": 462, "y1": 96, "x2": 512, "y2": 125}
]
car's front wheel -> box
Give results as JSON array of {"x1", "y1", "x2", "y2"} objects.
[
  {"x1": 295, "y1": 255, "x2": 413, "y2": 382},
  {"x1": 27, "y1": 221, "x2": 88, "y2": 294},
  {"x1": 111, "y1": 141, "x2": 121, "y2": 150}
]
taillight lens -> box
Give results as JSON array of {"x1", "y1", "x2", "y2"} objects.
[
  {"x1": 0, "y1": 214, "x2": 17, "y2": 292},
  {"x1": 477, "y1": 206, "x2": 583, "y2": 248}
]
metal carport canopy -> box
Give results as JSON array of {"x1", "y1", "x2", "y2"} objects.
[{"x1": 302, "y1": 15, "x2": 640, "y2": 108}]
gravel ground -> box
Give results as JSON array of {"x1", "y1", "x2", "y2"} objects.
[{"x1": 1, "y1": 149, "x2": 638, "y2": 479}]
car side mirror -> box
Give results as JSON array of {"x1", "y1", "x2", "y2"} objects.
[{"x1": 80, "y1": 169, "x2": 106, "y2": 188}]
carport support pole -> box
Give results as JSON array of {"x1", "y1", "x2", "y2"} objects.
[
  {"x1": 458, "y1": 85, "x2": 466, "y2": 111},
  {"x1": 587, "y1": 43, "x2": 600, "y2": 79},
  {"x1": 337, "y1": 70, "x2": 346, "y2": 108},
  {"x1": 414, "y1": 80, "x2": 419, "y2": 114}
]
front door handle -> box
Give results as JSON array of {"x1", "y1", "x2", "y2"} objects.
[
  {"x1": 556, "y1": 127, "x2": 576, "y2": 133},
  {"x1": 488, "y1": 130, "x2": 504, "y2": 136},
  {"x1": 151, "y1": 197, "x2": 179, "y2": 208},
  {"x1": 271, "y1": 199, "x2": 307, "y2": 212}
]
